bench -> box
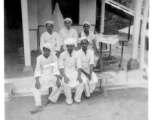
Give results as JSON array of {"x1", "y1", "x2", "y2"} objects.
[{"x1": 96, "y1": 73, "x2": 114, "y2": 98}]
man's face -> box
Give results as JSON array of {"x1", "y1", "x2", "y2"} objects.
[
  {"x1": 64, "y1": 21, "x2": 72, "y2": 29},
  {"x1": 66, "y1": 45, "x2": 75, "y2": 54},
  {"x1": 81, "y1": 39, "x2": 89, "y2": 51},
  {"x1": 43, "y1": 47, "x2": 50, "y2": 58},
  {"x1": 83, "y1": 24, "x2": 90, "y2": 31},
  {"x1": 46, "y1": 23, "x2": 53, "y2": 33}
]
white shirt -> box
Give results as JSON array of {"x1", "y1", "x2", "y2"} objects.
[
  {"x1": 34, "y1": 54, "x2": 60, "y2": 79},
  {"x1": 59, "y1": 50, "x2": 81, "y2": 87},
  {"x1": 40, "y1": 31, "x2": 60, "y2": 52},
  {"x1": 59, "y1": 27, "x2": 78, "y2": 47},
  {"x1": 79, "y1": 30, "x2": 95, "y2": 47},
  {"x1": 77, "y1": 49, "x2": 94, "y2": 73}
]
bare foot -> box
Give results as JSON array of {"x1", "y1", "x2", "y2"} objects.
[
  {"x1": 31, "y1": 106, "x2": 42, "y2": 114},
  {"x1": 43, "y1": 99, "x2": 52, "y2": 106}
]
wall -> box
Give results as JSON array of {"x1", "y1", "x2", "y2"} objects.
[
  {"x1": 28, "y1": 0, "x2": 38, "y2": 50},
  {"x1": 79, "y1": 0, "x2": 96, "y2": 25},
  {"x1": 27, "y1": 0, "x2": 53, "y2": 50},
  {"x1": 37, "y1": 0, "x2": 53, "y2": 25}
]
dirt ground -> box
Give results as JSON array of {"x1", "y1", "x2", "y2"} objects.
[{"x1": 5, "y1": 88, "x2": 148, "y2": 120}]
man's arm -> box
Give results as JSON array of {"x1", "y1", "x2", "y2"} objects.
[
  {"x1": 58, "y1": 53, "x2": 70, "y2": 83},
  {"x1": 40, "y1": 34, "x2": 45, "y2": 53},
  {"x1": 34, "y1": 57, "x2": 42, "y2": 89},
  {"x1": 73, "y1": 29, "x2": 78, "y2": 48},
  {"x1": 76, "y1": 54, "x2": 83, "y2": 83}
]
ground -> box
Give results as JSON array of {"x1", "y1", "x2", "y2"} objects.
[{"x1": 5, "y1": 88, "x2": 148, "y2": 120}]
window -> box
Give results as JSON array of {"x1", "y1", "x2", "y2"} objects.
[{"x1": 52, "y1": 0, "x2": 79, "y2": 24}]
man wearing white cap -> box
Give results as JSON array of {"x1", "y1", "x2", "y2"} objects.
[
  {"x1": 59, "y1": 18, "x2": 78, "y2": 50},
  {"x1": 78, "y1": 21, "x2": 97, "y2": 51},
  {"x1": 31, "y1": 43, "x2": 63, "y2": 114},
  {"x1": 40, "y1": 21, "x2": 60, "y2": 57},
  {"x1": 59, "y1": 38, "x2": 85, "y2": 105},
  {"x1": 77, "y1": 37, "x2": 98, "y2": 98}
]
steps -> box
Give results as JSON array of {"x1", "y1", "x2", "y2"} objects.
[{"x1": 5, "y1": 82, "x2": 13, "y2": 101}]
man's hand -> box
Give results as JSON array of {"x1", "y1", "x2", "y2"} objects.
[
  {"x1": 77, "y1": 76, "x2": 83, "y2": 83},
  {"x1": 35, "y1": 78, "x2": 41, "y2": 89},
  {"x1": 56, "y1": 79, "x2": 61, "y2": 88},
  {"x1": 56, "y1": 51, "x2": 60, "y2": 58},
  {"x1": 64, "y1": 75, "x2": 70, "y2": 84}
]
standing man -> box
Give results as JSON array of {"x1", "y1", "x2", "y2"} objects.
[
  {"x1": 59, "y1": 18, "x2": 78, "y2": 50},
  {"x1": 31, "y1": 43, "x2": 62, "y2": 114},
  {"x1": 77, "y1": 37, "x2": 98, "y2": 98},
  {"x1": 40, "y1": 21, "x2": 60, "y2": 57},
  {"x1": 59, "y1": 38, "x2": 85, "y2": 105}
]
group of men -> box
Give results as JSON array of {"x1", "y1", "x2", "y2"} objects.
[{"x1": 31, "y1": 18, "x2": 99, "y2": 114}]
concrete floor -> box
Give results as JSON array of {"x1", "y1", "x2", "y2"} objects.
[{"x1": 5, "y1": 88, "x2": 148, "y2": 120}]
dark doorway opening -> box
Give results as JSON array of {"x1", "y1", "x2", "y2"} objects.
[
  {"x1": 52, "y1": 0, "x2": 79, "y2": 25},
  {"x1": 4, "y1": 0, "x2": 23, "y2": 54}
]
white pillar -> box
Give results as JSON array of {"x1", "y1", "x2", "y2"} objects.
[
  {"x1": 140, "y1": 0, "x2": 149, "y2": 69},
  {"x1": 100, "y1": 0, "x2": 105, "y2": 33},
  {"x1": 127, "y1": 0, "x2": 143, "y2": 70},
  {"x1": 131, "y1": 0, "x2": 143, "y2": 59},
  {"x1": 21, "y1": 0, "x2": 33, "y2": 74}
]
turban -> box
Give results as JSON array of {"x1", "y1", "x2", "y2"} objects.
[
  {"x1": 64, "y1": 18, "x2": 72, "y2": 24},
  {"x1": 64, "y1": 38, "x2": 75, "y2": 45},
  {"x1": 83, "y1": 21, "x2": 91, "y2": 27},
  {"x1": 43, "y1": 43, "x2": 53, "y2": 52},
  {"x1": 79, "y1": 37, "x2": 90, "y2": 43},
  {"x1": 44, "y1": 21, "x2": 54, "y2": 26}
]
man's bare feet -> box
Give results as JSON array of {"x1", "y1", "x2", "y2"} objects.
[
  {"x1": 31, "y1": 106, "x2": 42, "y2": 114},
  {"x1": 43, "y1": 99, "x2": 52, "y2": 106}
]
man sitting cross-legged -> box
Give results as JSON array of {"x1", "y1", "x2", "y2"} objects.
[
  {"x1": 31, "y1": 43, "x2": 63, "y2": 114},
  {"x1": 77, "y1": 37, "x2": 98, "y2": 98}
]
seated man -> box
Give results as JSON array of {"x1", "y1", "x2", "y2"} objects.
[
  {"x1": 31, "y1": 43, "x2": 62, "y2": 114},
  {"x1": 40, "y1": 21, "x2": 60, "y2": 57},
  {"x1": 78, "y1": 21, "x2": 96, "y2": 50},
  {"x1": 59, "y1": 18, "x2": 78, "y2": 51},
  {"x1": 77, "y1": 37, "x2": 98, "y2": 98},
  {"x1": 59, "y1": 38, "x2": 85, "y2": 105}
]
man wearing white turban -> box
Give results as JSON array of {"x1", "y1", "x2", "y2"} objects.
[
  {"x1": 78, "y1": 21, "x2": 97, "y2": 51},
  {"x1": 59, "y1": 18, "x2": 78, "y2": 50},
  {"x1": 40, "y1": 21, "x2": 61, "y2": 57},
  {"x1": 59, "y1": 38, "x2": 85, "y2": 105},
  {"x1": 77, "y1": 37, "x2": 98, "y2": 98},
  {"x1": 31, "y1": 43, "x2": 63, "y2": 114}
]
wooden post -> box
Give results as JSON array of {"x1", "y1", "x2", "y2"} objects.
[
  {"x1": 127, "y1": 0, "x2": 143, "y2": 70},
  {"x1": 100, "y1": 0, "x2": 105, "y2": 33},
  {"x1": 21, "y1": 0, "x2": 33, "y2": 75},
  {"x1": 140, "y1": 0, "x2": 149, "y2": 69}
]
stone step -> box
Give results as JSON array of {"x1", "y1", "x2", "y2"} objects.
[{"x1": 5, "y1": 82, "x2": 13, "y2": 102}]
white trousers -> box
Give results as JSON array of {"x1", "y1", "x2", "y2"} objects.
[
  {"x1": 84, "y1": 82, "x2": 96, "y2": 97},
  {"x1": 33, "y1": 85, "x2": 63, "y2": 106},
  {"x1": 64, "y1": 83, "x2": 84, "y2": 104},
  {"x1": 81, "y1": 72, "x2": 98, "y2": 97}
]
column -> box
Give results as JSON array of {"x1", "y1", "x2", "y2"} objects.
[
  {"x1": 100, "y1": 0, "x2": 105, "y2": 33},
  {"x1": 21, "y1": 0, "x2": 33, "y2": 75},
  {"x1": 140, "y1": 0, "x2": 149, "y2": 69},
  {"x1": 127, "y1": 0, "x2": 143, "y2": 70}
]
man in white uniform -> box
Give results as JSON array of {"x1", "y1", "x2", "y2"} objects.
[
  {"x1": 31, "y1": 43, "x2": 62, "y2": 114},
  {"x1": 77, "y1": 37, "x2": 98, "y2": 98},
  {"x1": 78, "y1": 21, "x2": 97, "y2": 51},
  {"x1": 40, "y1": 21, "x2": 60, "y2": 57},
  {"x1": 59, "y1": 18, "x2": 78, "y2": 50},
  {"x1": 59, "y1": 38, "x2": 85, "y2": 105}
]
